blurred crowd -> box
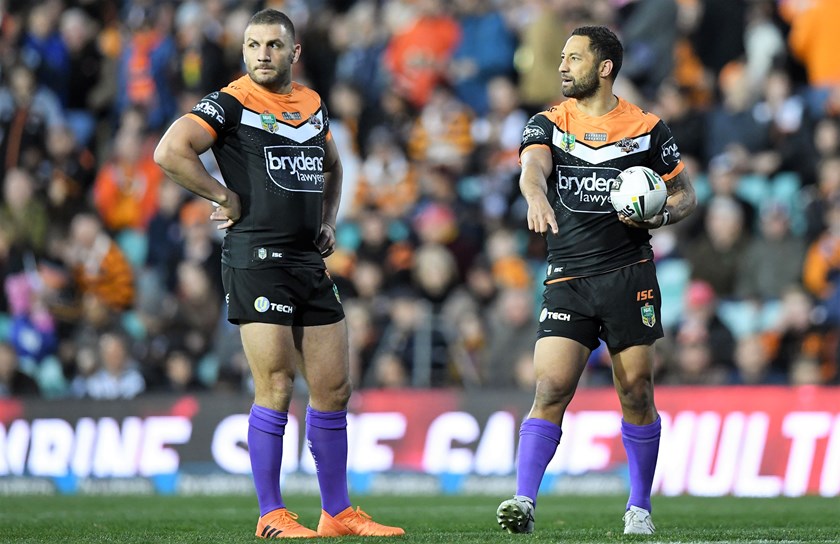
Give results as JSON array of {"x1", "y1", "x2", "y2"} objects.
[{"x1": 0, "y1": 0, "x2": 839, "y2": 399}]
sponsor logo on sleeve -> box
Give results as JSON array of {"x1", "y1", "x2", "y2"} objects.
[
  {"x1": 661, "y1": 137, "x2": 681, "y2": 165},
  {"x1": 192, "y1": 100, "x2": 225, "y2": 125}
]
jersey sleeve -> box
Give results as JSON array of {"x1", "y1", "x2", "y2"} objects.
[
  {"x1": 647, "y1": 119, "x2": 684, "y2": 181},
  {"x1": 519, "y1": 113, "x2": 554, "y2": 156},
  {"x1": 185, "y1": 91, "x2": 241, "y2": 140}
]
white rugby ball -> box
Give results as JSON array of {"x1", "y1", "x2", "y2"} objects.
[{"x1": 610, "y1": 166, "x2": 668, "y2": 222}]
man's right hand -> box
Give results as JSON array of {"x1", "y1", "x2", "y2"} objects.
[
  {"x1": 210, "y1": 191, "x2": 241, "y2": 230},
  {"x1": 526, "y1": 194, "x2": 559, "y2": 235}
]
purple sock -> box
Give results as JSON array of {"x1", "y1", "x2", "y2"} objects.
[
  {"x1": 306, "y1": 406, "x2": 351, "y2": 516},
  {"x1": 622, "y1": 417, "x2": 661, "y2": 512},
  {"x1": 248, "y1": 405, "x2": 287, "y2": 516},
  {"x1": 515, "y1": 418, "x2": 562, "y2": 505}
]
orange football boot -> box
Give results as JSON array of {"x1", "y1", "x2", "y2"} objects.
[
  {"x1": 256, "y1": 508, "x2": 318, "y2": 539},
  {"x1": 317, "y1": 506, "x2": 405, "y2": 537}
]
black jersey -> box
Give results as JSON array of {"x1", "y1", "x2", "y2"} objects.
[
  {"x1": 520, "y1": 97, "x2": 684, "y2": 279},
  {"x1": 187, "y1": 76, "x2": 331, "y2": 269}
]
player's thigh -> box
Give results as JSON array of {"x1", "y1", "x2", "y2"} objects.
[
  {"x1": 610, "y1": 342, "x2": 656, "y2": 391},
  {"x1": 298, "y1": 319, "x2": 350, "y2": 405},
  {"x1": 239, "y1": 321, "x2": 301, "y2": 406},
  {"x1": 532, "y1": 336, "x2": 591, "y2": 404}
]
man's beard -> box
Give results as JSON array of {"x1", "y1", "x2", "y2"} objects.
[
  {"x1": 562, "y1": 68, "x2": 600, "y2": 100},
  {"x1": 248, "y1": 65, "x2": 290, "y2": 89}
]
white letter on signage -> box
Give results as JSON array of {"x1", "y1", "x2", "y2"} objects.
[
  {"x1": 348, "y1": 413, "x2": 406, "y2": 472},
  {"x1": 565, "y1": 411, "x2": 621, "y2": 475},
  {"x1": 0, "y1": 420, "x2": 30, "y2": 476},
  {"x1": 733, "y1": 412, "x2": 781, "y2": 497},
  {"x1": 820, "y1": 414, "x2": 840, "y2": 496},
  {"x1": 139, "y1": 416, "x2": 192, "y2": 476},
  {"x1": 28, "y1": 419, "x2": 74, "y2": 477},
  {"x1": 687, "y1": 412, "x2": 743, "y2": 496},
  {"x1": 422, "y1": 412, "x2": 479, "y2": 474},
  {"x1": 654, "y1": 412, "x2": 694, "y2": 496},
  {"x1": 71, "y1": 418, "x2": 96, "y2": 478},
  {"x1": 783, "y1": 412, "x2": 832, "y2": 496},
  {"x1": 474, "y1": 412, "x2": 515, "y2": 475},
  {"x1": 93, "y1": 417, "x2": 143, "y2": 477},
  {"x1": 212, "y1": 414, "x2": 251, "y2": 474}
]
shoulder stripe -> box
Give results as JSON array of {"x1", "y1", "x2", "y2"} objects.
[
  {"x1": 185, "y1": 113, "x2": 217, "y2": 139},
  {"x1": 241, "y1": 109, "x2": 324, "y2": 143},
  {"x1": 552, "y1": 128, "x2": 650, "y2": 164}
]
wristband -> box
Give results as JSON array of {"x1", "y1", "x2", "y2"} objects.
[{"x1": 660, "y1": 208, "x2": 671, "y2": 227}]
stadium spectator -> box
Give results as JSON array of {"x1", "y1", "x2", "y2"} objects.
[
  {"x1": 686, "y1": 196, "x2": 751, "y2": 298},
  {"x1": 382, "y1": 0, "x2": 460, "y2": 109},
  {"x1": 802, "y1": 197, "x2": 840, "y2": 326},
  {"x1": 735, "y1": 201, "x2": 806, "y2": 301},
  {"x1": 80, "y1": 330, "x2": 145, "y2": 400},
  {"x1": 668, "y1": 279, "x2": 736, "y2": 370},
  {"x1": 729, "y1": 333, "x2": 786, "y2": 385},
  {"x1": 480, "y1": 287, "x2": 536, "y2": 388},
  {"x1": 0, "y1": 340, "x2": 40, "y2": 397},
  {"x1": 0, "y1": 168, "x2": 49, "y2": 255},
  {"x1": 448, "y1": 0, "x2": 516, "y2": 116},
  {"x1": 62, "y1": 213, "x2": 135, "y2": 312}
]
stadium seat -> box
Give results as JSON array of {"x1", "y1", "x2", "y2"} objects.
[
  {"x1": 656, "y1": 259, "x2": 690, "y2": 329},
  {"x1": 116, "y1": 229, "x2": 149, "y2": 268},
  {"x1": 692, "y1": 174, "x2": 711, "y2": 204},
  {"x1": 716, "y1": 300, "x2": 759, "y2": 339},
  {"x1": 36, "y1": 355, "x2": 68, "y2": 398},
  {"x1": 735, "y1": 174, "x2": 769, "y2": 210}
]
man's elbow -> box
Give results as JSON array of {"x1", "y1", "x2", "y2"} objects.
[{"x1": 153, "y1": 139, "x2": 173, "y2": 170}]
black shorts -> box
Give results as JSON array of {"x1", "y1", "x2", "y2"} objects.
[
  {"x1": 536, "y1": 260, "x2": 663, "y2": 352},
  {"x1": 222, "y1": 265, "x2": 345, "y2": 326}
]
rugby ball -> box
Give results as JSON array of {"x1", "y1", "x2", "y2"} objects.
[{"x1": 610, "y1": 166, "x2": 667, "y2": 222}]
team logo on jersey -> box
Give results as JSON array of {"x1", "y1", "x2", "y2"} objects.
[
  {"x1": 561, "y1": 132, "x2": 576, "y2": 152},
  {"x1": 584, "y1": 132, "x2": 607, "y2": 142},
  {"x1": 261, "y1": 112, "x2": 278, "y2": 133},
  {"x1": 257, "y1": 248, "x2": 267, "y2": 260},
  {"x1": 265, "y1": 145, "x2": 326, "y2": 192},
  {"x1": 616, "y1": 137, "x2": 640, "y2": 153},
  {"x1": 308, "y1": 114, "x2": 323, "y2": 130},
  {"x1": 522, "y1": 125, "x2": 546, "y2": 142},
  {"x1": 282, "y1": 111, "x2": 302, "y2": 121},
  {"x1": 641, "y1": 303, "x2": 656, "y2": 328}
]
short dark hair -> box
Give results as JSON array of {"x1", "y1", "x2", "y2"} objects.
[
  {"x1": 247, "y1": 9, "x2": 296, "y2": 41},
  {"x1": 571, "y1": 26, "x2": 623, "y2": 80}
]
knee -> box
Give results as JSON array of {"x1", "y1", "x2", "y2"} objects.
[
  {"x1": 533, "y1": 377, "x2": 575, "y2": 410},
  {"x1": 615, "y1": 372, "x2": 654, "y2": 412}
]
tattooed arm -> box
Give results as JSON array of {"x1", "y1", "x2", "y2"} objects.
[{"x1": 618, "y1": 169, "x2": 697, "y2": 229}]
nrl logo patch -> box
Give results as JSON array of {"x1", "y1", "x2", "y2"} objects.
[
  {"x1": 261, "y1": 112, "x2": 277, "y2": 133},
  {"x1": 257, "y1": 248, "x2": 267, "y2": 260},
  {"x1": 641, "y1": 303, "x2": 656, "y2": 328},
  {"x1": 616, "y1": 137, "x2": 639, "y2": 153},
  {"x1": 561, "y1": 132, "x2": 576, "y2": 152}
]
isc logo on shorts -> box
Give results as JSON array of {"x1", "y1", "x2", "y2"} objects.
[
  {"x1": 265, "y1": 146, "x2": 325, "y2": 193},
  {"x1": 254, "y1": 296, "x2": 294, "y2": 314}
]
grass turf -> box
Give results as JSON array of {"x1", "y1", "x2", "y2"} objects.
[{"x1": 0, "y1": 494, "x2": 838, "y2": 543}]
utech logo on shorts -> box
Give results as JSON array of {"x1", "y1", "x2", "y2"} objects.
[
  {"x1": 253, "y1": 296, "x2": 294, "y2": 314},
  {"x1": 264, "y1": 146, "x2": 325, "y2": 193},
  {"x1": 539, "y1": 308, "x2": 571, "y2": 322}
]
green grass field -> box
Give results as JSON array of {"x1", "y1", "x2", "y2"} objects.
[{"x1": 1, "y1": 494, "x2": 838, "y2": 543}]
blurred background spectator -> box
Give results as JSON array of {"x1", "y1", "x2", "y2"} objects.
[{"x1": 0, "y1": 0, "x2": 837, "y2": 399}]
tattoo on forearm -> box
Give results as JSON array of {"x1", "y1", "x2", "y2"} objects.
[{"x1": 666, "y1": 171, "x2": 697, "y2": 221}]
